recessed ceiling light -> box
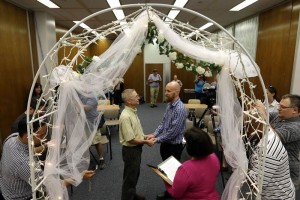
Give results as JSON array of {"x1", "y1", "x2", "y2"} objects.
[
  {"x1": 37, "y1": 0, "x2": 59, "y2": 8},
  {"x1": 230, "y1": 0, "x2": 258, "y2": 11}
]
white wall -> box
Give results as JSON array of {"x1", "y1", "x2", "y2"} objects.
[{"x1": 291, "y1": 13, "x2": 300, "y2": 95}]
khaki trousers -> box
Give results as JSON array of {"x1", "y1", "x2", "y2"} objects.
[{"x1": 150, "y1": 86, "x2": 159, "y2": 105}]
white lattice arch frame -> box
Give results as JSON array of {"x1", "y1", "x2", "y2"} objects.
[{"x1": 26, "y1": 3, "x2": 269, "y2": 200}]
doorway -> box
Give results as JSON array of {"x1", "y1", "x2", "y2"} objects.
[{"x1": 145, "y1": 64, "x2": 164, "y2": 103}]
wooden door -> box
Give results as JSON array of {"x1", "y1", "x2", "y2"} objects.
[{"x1": 145, "y1": 64, "x2": 164, "y2": 103}]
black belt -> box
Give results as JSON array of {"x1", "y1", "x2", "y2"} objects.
[{"x1": 123, "y1": 144, "x2": 143, "y2": 148}]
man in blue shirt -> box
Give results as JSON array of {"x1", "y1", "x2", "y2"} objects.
[
  {"x1": 148, "y1": 81, "x2": 186, "y2": 199},
  {"x1": 149, "y1": 81, "x2": 186, "y2": 160}
]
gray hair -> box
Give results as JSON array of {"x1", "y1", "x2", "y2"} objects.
[{"x1": 121, "y1": 89, "x2": 136, "y2": 102}]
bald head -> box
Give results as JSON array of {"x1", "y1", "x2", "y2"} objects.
[
  {"x1": 167, "y1": 81, "x2": 180, "y2": 92},
  {"x1": 165, "y1": 81, "x2": 180, "y2": 102}
]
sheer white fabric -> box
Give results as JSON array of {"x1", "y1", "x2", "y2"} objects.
[
  {"x1": 217, "y1": 67, "x2": 248, "y2": 200},
  {"x1": 30, "y1": 8, "x2": 263, "y2": 200},
  {"x1": 43, "y1": 11, "x2": 149, "y2": 199}
]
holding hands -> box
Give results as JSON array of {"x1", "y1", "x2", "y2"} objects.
[{"x1": 144, "y1": 134, "x2": 156, "y2": 147}]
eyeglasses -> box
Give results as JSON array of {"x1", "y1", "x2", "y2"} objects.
[
  {"x1": 279, "y1": 104, "x2": 295, "y2": 109},
  {"x1": 131, "y1": 94, "x2": 139, "y2": 99}
]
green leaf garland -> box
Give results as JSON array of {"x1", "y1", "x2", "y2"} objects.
[{"x1": 145, "y1": 22, "x2": 222, "y2": 76}]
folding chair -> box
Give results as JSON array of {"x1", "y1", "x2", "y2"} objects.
[
  {"x1": 188, "y1": 99, "x2": 201, "y2": 104},
  {"x1": 103, "y1": 109, "x2": 120, "y2": 160}
]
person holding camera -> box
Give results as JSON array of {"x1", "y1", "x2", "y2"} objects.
[{"x1": 194, "y1": 74, "x2": 206, "y2": 103}]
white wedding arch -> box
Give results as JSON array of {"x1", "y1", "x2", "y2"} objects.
[{"x1": 27, "y1": 4, "x2": 269, "y2": 200}]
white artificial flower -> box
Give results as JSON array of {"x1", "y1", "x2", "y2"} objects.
[
  {"x1": 175, "y1": 63, "x2": 184, "y2": 69},
  {"x1": 204, "y1": 70, "x2": 212, "y2": 77},
  {"x1": 169, "y1": 52, "x2": 177, "y2": 61},
  {"x1": 157, "y1": 33, "x2": 165, "y2": 44},
  {"x1": 196, "y1": 67, "x2": 205, "y2": 74}
]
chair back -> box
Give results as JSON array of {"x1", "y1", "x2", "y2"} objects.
[
  {"x1": 104, "y1": 109, "x2": 119, "y2": 119},
  {"x1": 188, "y1": 99, "x2": 200, "y2": 104},
  {"x1": 98, "y1": 99, "x2": 110, "y2": 105}
]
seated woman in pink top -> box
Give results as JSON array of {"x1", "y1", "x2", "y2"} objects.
[{"x1": 165, "y1": 127, "x2": 220, "y2": 200}]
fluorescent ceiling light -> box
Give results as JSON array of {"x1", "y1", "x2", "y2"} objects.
[
  {"x1": 174, "y1": 0, "x2": 188, "y2": 8},
  {"x1": 74, "y1": 21, "x2": 100, "y2": 36},
  {"x1": 73, "y1": 21, "x2": 92, "y2": 31},
  {"x1": 37, "y1": 0, "x2": 59, "y2": 8},
  {"x1": 230, "y1": 0, "x2": 258, "y2": 11},
  {"x1": 186, "y1": 23, "x2": 214, "y2": 38},
  {"x1": 112, "y1": 9, "x2": 125, "y2": 20},
  {"x1": 199, "y1": 22, "x2": 213, "y2": 30},
  {"x1": 166, "y1": 10, "x2": 180, "y2": 21},
  {"x1": 166, "y1": 0, "x2": 188, "y2": 21},
  {"x1": 106, "y1": 0, "x2": 127, "y2": 25},
  {"x1": 106, "y1": 0, "x2": 121, "y2": 8}
]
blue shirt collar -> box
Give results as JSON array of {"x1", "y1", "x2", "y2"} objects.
[{"x1": 169, "y1": 98, "x2": 180, "y2": 108}]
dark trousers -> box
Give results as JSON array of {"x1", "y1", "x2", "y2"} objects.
[
  {"x1": 122, "y1": 145, "x2": 142, "y2": 200},
  {"x1": 160, "y1": 143, "x2": 183, "y2": 161}
]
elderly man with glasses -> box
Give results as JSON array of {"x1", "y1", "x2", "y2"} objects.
[{"x1": 257, "y1": 94, "x2": 300, "y2": 189}]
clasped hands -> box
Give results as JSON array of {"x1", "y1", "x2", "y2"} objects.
[{"x1": 144, "y1": 134, "x2": 156, "y2": 147}]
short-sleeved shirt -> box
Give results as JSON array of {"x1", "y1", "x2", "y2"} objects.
[
  {"x1": 148, "y1": 73, "x2": 161, "y2": 87},
  {"x1": 79, "y1": 96, "x2": 99, "y2": 123},
  {"x1": 270, "y1": 113, "x2": 300, "y2": 181},
  {"x1": 195, "y1": 80, "x2": 205, "y2": 93},
  {"x1": 119, "y1": 106, "x2": 144, "y2": 147}
]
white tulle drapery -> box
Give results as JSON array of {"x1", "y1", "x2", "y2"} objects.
[
  {"x1": 41, "y1": 9, "x2": 259, "y2": 199},
  {"x1": 44, "y1": 11, "x2": 149, "y2": 199},
  {"x1": 217, "y1": 67, "x2": 248, "y2": 200}
]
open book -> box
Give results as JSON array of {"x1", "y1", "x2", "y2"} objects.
[{"x1": 147, "y1": 156, "x2": 182, "y2": 185}]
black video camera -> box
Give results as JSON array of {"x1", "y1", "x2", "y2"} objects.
[{"x1": 203, "y1": 86, "x2": 217, "y2": 108}]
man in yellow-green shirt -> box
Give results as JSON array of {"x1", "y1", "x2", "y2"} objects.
[{"x1": 119, "y1": 89, "x2": 155, "y2": 200}]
